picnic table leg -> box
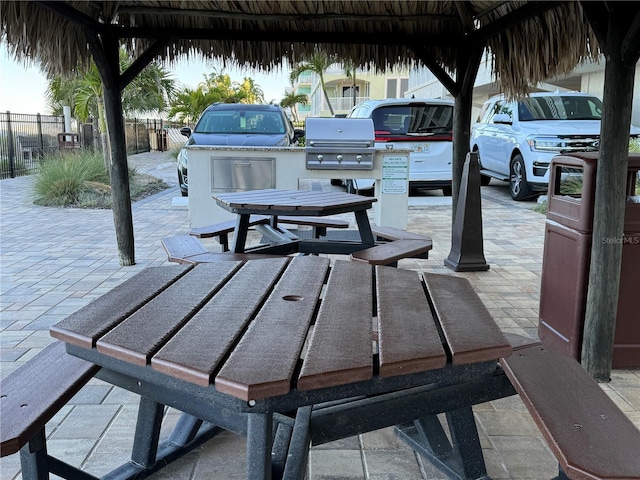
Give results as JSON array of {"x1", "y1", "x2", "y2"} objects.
[
  {"x1": 232, "y1": 214, "x2": 252, "y2": 253},
  {"x1": 167, "y1": 413, "x2": 204, "y2": 445},
  {"x1": 19, "y1": 428, "x2": 49, "y2": 480},
  {"x1": 131, "y1": 396, "x2": 165, "y2": 467},
  {"x1": 282, "y1": 406, "x2": 312, "y2": 480},
  {"x1": 445, "y1": 406, "x2": 487, "y2": 479},
  {"x1": 247, "y1": 412, "x2": 273, "y2": 480},
  {"x1": 396, "y1": 407, "x2": 488, "y2": 480},
  {"x1": 353, "y1": 210, "x2": 375, "y2": 246}
]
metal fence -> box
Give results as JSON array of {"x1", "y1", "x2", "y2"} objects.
[
  {"x1": 1, "y1": 112, "x2": 185, "y2": 179},
  {"x1": 0, "y1": 112, "x2": 69, "y2": 179}
]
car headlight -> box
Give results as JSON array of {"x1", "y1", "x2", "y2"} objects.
[{"x1": 527, "y1": 136, "x2": 567, "y2": 152}]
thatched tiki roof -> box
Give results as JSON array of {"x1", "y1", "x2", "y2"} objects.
[
  {"x1": 2, "y1": 1, "x2": 597, "y2": 95},
  {"x1": 3, "y1": 1, "x2": 638, "y2": 379}
]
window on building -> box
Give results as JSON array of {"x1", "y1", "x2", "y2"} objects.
[
  {"x1": 386, "y1": 78, "x2": 409, "y2": 98},
  {"x1": 342, "y1": 86, "x2": 360, "y2": 97},
  {"x1": 386, "y1": 79, "x2": 397, "y2": 99}
]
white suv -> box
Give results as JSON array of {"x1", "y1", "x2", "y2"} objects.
[
  {"x1": 347, "y1": 98, "x2": 454, "y2": 195},
  {"x1": 470, "y1": 92, "x2": 637, "y2": 200}
]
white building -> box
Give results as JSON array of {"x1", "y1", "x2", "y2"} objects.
[{"x1": 406, "y1": 54, "x2": 640, "y2": 126}]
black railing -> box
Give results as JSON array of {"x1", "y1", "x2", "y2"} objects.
[
  {"x1": 0, "y1": 111, "x2": 67, "y2": 179},
  {"x1": 1, "y1": 112, "x2": 186, "y2": 179}
]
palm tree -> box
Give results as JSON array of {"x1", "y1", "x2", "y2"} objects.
[
  {"x1": 280, "y1": 91, "x2": 308, "y2": 123},
  {"x1": 168, "y1": 85, "x2": 216, "y2": 124},
  {"x1": 47, "y1": 48, "x2": 176, "y2": 167},
  {"x1": 343, "y1": 60, "x2": 358, "y2": 108},
  {"x1": 169, "y1": 72, "x2": 267, "y2": 122},
  {"x1": 290, "y1": 51, "x2": 335, "y2": 116},
  {"x1": 234, "y1": 77, "x2": 265, "y2": 104}
]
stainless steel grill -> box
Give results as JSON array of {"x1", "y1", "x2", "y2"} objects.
[{"x1": 305, "y1": 118, "x2": 375, "y2": 170}]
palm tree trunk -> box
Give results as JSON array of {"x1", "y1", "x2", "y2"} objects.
[
  {"x1": 320, "y1": 76, "x2": 334, "y2": 116},
  {"x1": 352, "y1": 72, "x2": 357, "y2": 107},
  {"x1": 97, "y1": 97, "x2": 111, "y2": 178}
]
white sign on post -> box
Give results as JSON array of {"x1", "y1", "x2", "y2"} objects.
[{"x1": 381, "y1": 155, "x2": 409, "y2": 194}]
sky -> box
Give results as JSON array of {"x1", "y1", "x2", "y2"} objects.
[{"x1": 0, "y1": 46, "x2": 292, "y2": 115}]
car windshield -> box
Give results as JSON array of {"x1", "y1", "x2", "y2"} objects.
[
  {"x1": 371, "y1": 104, "x2": 453, "y2": 136},
  {"x1": 518, "y1": 96, "x2": 603, "y2": 121},
  {"x1": 194, "y1": 109, "x2": 285, "y2": 134}
]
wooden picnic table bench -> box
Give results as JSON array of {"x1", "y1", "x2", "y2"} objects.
[
  {"x1": 371, "y1": 224, "x2": 431, "y2": 241},
  {"x1": 350, "y1": 238, "x2": 433, "y2": 266},
  {"x1": 189, "y1": 215, "x2": 350, "y2": 252},
  {"x1": 500, "y1": 336, "x2": 640, "y2": 480},
  {"x1": 0, "y1": 341, "x2": 99, "y2": 477},
  {"x1": 161, "y1": 235, "x2": 284, "y2": 264}
]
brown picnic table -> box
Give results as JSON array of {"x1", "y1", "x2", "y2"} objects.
[
  {"x1": 50, "y1": 257, "x2": 516, "y2": 480},
  {"x1": 212, "y1": 188, "x2": 378, "y2": 255}
]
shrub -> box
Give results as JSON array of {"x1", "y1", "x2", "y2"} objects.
[
  {"x1": 32, "y1": 150, "x2": 168, "y2": 208},
  {"x1": 33, "y1": 151, "x2": 109, "y2": 206}
]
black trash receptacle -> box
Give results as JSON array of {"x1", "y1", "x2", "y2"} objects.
[{"x1": 538, "y1": 152, "x2": 640, "y2": 368}]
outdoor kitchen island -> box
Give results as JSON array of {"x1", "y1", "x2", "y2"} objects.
[{"x1": 185, "y1": 121, "x2": 411, "y2": 231}]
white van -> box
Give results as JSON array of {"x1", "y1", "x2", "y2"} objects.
[{"x1": 344, "y1": 98, "x2": 455, "y2": 195}]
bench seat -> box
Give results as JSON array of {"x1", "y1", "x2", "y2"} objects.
[
  {"x1": 500, "y1": 340, "x2": 640, "y2": 480},
  {"x1": 161, "y1": 235, "x2": 283, "y2": 264},
  {"x1": 189, "y1": 215, "x2": 270, "y2": 251},
  {"x1": 371, "y1": 224, "x2": 430, "y2": 241},
  {"x1": 350, "y1": 239, "x2": 433, "y2": 266},
  {"x1": 1, "y1": 341, "x2": 99, "y2": 456},
  {"x1": 276, "y1": 215, "x2": 349, "y2": 238},
  {"x1": 190, "y1": 215, "x2": 350, "y2": 250}
]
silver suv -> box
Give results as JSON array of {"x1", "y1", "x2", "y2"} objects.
[{"x1": 470, "y1": 92, "x2": 634, "y2": 200}]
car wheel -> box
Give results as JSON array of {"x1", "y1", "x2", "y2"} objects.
[
  {"x1": 442, "y1": 186, "x2": 452, "y2": 196},
  {"x1": 330, "y1": 179, "x2": 342, "y2": 186},
  {"x1": 509, "y1": 154, "x2": 534, "y2": 201},
  {"x1": 181, "y1": 189, "x2": 188, "y2": 197},
  {"x1": 473, "y1": 148, "x2": 492, "y2": 186}
]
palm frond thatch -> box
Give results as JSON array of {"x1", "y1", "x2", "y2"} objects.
[{"x1": 0, "y1": 1, "x2": 599, "y2": 98}]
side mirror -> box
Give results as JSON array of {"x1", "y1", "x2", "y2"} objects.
[
  {"x1": 180, "y1": 126, "x2": 192, "y2": 138},
  {"x1": 293, "y1": 129, "x2": 305, "y2": 141},
  {"x1": 493, "y1": 113, "x2": 512, "y2": 125}
]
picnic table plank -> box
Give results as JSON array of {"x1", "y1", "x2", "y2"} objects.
[
  {"x1": 96, "y1": 263, "x2": 242, "y2": 366},
  {"x1": 376, "y1": 267, "x2": 447, "y2": 377},
  {"x1": 297, "y1": 261, "x2": 373, "y2": 390},
  {"x1": 423, "y1": 274, "x2": 512, "y2": 365},
  {"x1": 50, "y1": 266, "x2": 191, "y2": 348},
  {"x1": 215, "y1": 189, "x2": 375, "y2": 212},
  {"x1": 152, "y1": 258, "x2": 291, "y2": 386},
  {"x1": 215, "y1": 256, "x2": 331, "y2": 401}
]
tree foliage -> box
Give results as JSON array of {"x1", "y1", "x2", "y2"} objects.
[
  {"x1": 168, "y1": 71, "x2": 266, "y2": 123},
  {"x1": 46, "y1": 48, "x2": 176, "y2": 123},
  {"x1": 280, "y1": 91, "x2": 308, "y2": 122}
]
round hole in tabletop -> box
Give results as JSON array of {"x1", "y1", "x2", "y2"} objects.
[{"x1": 283, "y1": 295, "x2": 303, "y2": 301}]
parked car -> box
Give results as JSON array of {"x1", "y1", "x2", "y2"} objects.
[
  {"x1": 342, "y1": 98, "x2": 455, "y2": 195},
  {"x1": 470, "y1": 91, "x2": 640, "y2": 201},
  {"x1": 177, "y1": 103, "x2": 305, "y2": 195}
]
